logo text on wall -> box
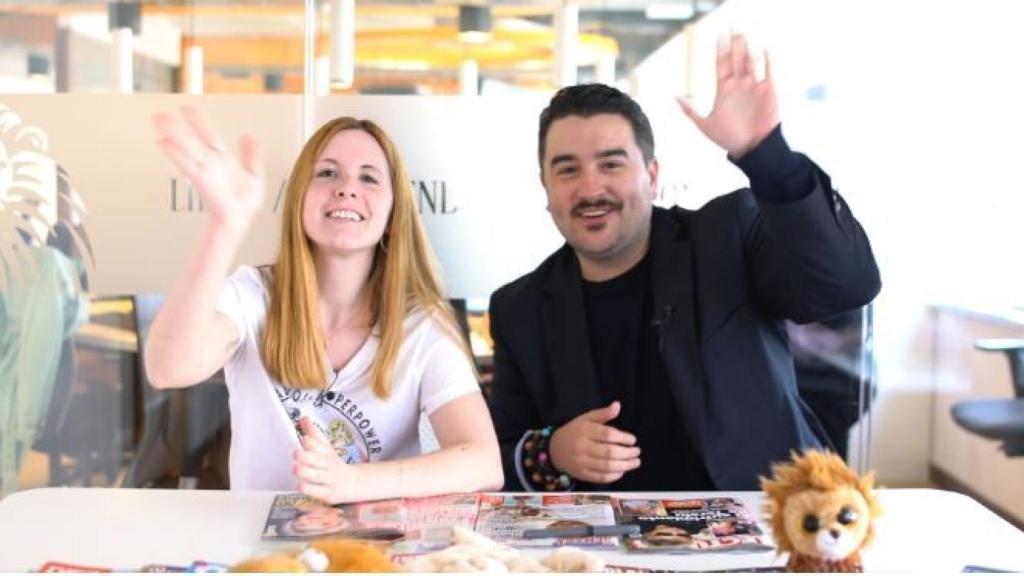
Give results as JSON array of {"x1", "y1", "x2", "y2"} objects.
[{"x1": 171, "y1": 179, "x2": 457, "y2": 215}]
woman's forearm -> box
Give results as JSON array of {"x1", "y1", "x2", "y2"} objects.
[
  {"x1": 144, "y1": 220, "x2": 248, "y2": 388},
  {"x1": 344, "y1": 440, "x2": 503, "y2": 502}
]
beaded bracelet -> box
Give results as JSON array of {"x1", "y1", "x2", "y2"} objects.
[{"x1": 521, "y1": 426, "x2": 575, "y2": 491}]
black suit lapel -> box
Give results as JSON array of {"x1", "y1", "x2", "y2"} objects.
[
  {"x1": 649, "y1": 208, "x2": 707, "y2": 455},
  {"x1": 541, "y1": 248, "x2": 604, "y2": 423}
]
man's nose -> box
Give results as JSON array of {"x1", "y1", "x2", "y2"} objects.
[{"x1": 577, "y1": 167, "x2": 604, "y2": 198}]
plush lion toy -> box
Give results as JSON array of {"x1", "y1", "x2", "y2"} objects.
[
  {"x1": 760, "y1": 451, "x2": 881, "y2": 573},
  {"x1": 231, "y1": 539, "x2": 399, "y2": 573}
]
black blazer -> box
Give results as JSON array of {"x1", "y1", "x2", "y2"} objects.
[{"x1": 487, "y1": 172, "x2": 881, "y2": 491}]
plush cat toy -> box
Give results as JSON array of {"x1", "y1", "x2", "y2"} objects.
[
  {"x1": 231, "y1": 539, "x2": 398, "y2": 572},
  {"x1": 760, "y1": 451, "x2": 881, "y2": 573}
]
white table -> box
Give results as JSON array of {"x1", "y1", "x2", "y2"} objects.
[{"x1": 0, "y1": 488, "x2": 1021, "y2": 572}]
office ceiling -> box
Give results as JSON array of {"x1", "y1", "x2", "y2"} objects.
[{"x1": 4, "y1": 1, "x2": 723, "y2": 91}]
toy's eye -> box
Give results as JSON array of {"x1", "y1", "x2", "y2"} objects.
[
  {"x1": 837, "y1": 506, "x2": 858, "y2": 525},
  {"x1": 802, "y1": 514, "x2": 820, "y2": 533}
]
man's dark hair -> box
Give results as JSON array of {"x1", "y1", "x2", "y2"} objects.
[{"x1": 537, "y1": 83, "x2": 656, "y2": 172}]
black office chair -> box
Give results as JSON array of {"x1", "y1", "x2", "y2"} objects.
[
  {"x1": 122, "y1": 295, "x2": 231, "y2": 489},
  {"x1": 951, "y1": 339, "x2": 1024, "y2": 457}
]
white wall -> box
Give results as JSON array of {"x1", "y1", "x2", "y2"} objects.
[{"x1": 632, "y1": 0, "x2": 1024, "y2": 483}]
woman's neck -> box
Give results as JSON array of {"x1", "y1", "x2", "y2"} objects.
[{"x1": 314, "y1": 248, "x2": 376, "y2": 333}]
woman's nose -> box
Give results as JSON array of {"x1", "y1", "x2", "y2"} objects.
[{"x1": 333, "y1": 184, "x2": 356, "y2": 199}]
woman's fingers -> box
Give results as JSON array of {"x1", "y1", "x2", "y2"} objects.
[
  {"x1": 181, "y1": 106, "x2": 229, "y2": 152},
  {"x1": 155, "y1": 137, "x2": 199, "y2": 179},
  {"x1": 239, "y1": 134, "x2": 263, "y2": 178},
  {"x1": 299, "y1": 481, "x2": 330, "y2": 501},
  {"x1": 153, "y1": 111, "x2": 205, "y2": 161}
]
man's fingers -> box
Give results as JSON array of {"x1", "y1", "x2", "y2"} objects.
[
  {"x1": 588, "y1": 422, "x2": 636, "y2": 447},
  {"x1": 584, "y1": 401, "x2": 621, "y2": 424},
  {"x1": 580, "y1": 455, "x2": 641, "y2": 474},
  {"x1": 583, "y1": 439, "x2": 640, "y2": 461},
  {"x1": 676, "y1": 97, "x2": 706, "y2": 132},
  {"x1": 579, "y1": 469, "x2": 626, "y2": 485},
  {"x1": 760, "y1": 50, "x2": 773, "y2": 85},
  {"x1": 715, "y1": 35, "x2": 732, "y2": 81},
  {"x1": 730, "y1": 34, "x2": 748, "y2": 78}
]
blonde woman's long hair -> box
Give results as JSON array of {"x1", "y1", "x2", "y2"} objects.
[{"x1": 262, "y1": 117, "x2": 469, "y2": 397}]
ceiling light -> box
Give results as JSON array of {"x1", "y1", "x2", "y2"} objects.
[{"x1": 645, "y1": 4, "x2": 696, "y2": 20}]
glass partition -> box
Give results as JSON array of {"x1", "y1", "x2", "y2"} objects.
[{"x1": 0, "y1": 0, "x2": 903, "y2": 504}]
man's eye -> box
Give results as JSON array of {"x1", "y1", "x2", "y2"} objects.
[
  {"x1": 556, "y1": 166, "x2": 578, "y2": 177},
  {"x1": 601, "y1": 161, "x2": 623, "y2": 170}
]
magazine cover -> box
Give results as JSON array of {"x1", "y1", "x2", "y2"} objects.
[
  {"x1": 261, "y1": 493, "x2": 405, "y2": 541},
  {"x1": 391, "y1": 493, "x2": 481, "y2": 554},
  {"x1": 474, "y1": 494, "x2": 621, "y2": 548},
  {"x1": 615, "y1": 497, "x2": 772, "y2": 553},
  {"x1": 261, "y1": 492, "x2": 479, "y2": 553}
]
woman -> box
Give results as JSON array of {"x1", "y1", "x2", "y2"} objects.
[{"x1": 146, "y1": 108, "x2": 502, "y2": 502}]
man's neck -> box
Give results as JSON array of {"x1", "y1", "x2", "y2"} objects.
[{"x1": 577, "y1": 238, "x2": 650, "y2": 282}]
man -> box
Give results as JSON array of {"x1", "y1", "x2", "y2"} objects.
[{"x1": 486, "y1": 34, "x2": 880, "y2": 492}]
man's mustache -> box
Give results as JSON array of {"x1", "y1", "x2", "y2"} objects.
[{"x1": 571, "y1": 198, "x2": 622, "y2": 217}]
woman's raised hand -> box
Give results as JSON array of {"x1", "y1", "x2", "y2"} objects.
[{"x1": 154, "y1": 107, "x2": 265, "y2": 235}]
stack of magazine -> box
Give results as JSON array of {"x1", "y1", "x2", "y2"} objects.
[
  {"x1": 260, "y1": 493, "x2": 480, "y2": 554},
  {"x1": 260, "y1": 493, "x2": 771, "y2": 555},
  {"x1": 474, "y1": 494, "x2": 622, "y2": 548},
  {"x1": 614, "y1": 497, "x2": 772, "y2": 553}
]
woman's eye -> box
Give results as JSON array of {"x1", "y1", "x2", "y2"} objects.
[
  {"x1": 360, "y1": 174, "x2": 379, "y2": 185},
  {"x1": 837, "y1": 507, "x2": 858, "y2": 525},
  {"x1": 802, "y1": 514, "x2": 820, "y2": 533},
  {"x1": 316, "y1": 169, "x2": 336, "y2": 178}
]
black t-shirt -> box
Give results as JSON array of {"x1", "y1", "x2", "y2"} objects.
[{"x1": 581, "y1": 254, "x2": 713, "y2": 491}]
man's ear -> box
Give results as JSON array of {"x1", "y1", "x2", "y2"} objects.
[
  {"x1": 646, "y1": 158, "x2": 660, "y2": 200},
  {"x1": 539, "y1": 169, "x2": 552, "y2": 212}
]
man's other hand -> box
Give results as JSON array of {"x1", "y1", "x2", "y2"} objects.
[{"x1": 549, "y1": 401, "x2": 642, "y2": 484}]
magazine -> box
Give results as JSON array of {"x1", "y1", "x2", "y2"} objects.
[
  {"x1": 615, "y1": 497, "x2": 772, "y2": 553},
  {"x1": 260, "y1": 493, "x2": 479, "y2": 554},
  {"x1": 473, "y1": 494, "x2": 622, "y2": 548}
]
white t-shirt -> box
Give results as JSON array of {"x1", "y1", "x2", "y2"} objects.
[{"x1": 215, "y1": 265, "x2": 480, "y2": 490}]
